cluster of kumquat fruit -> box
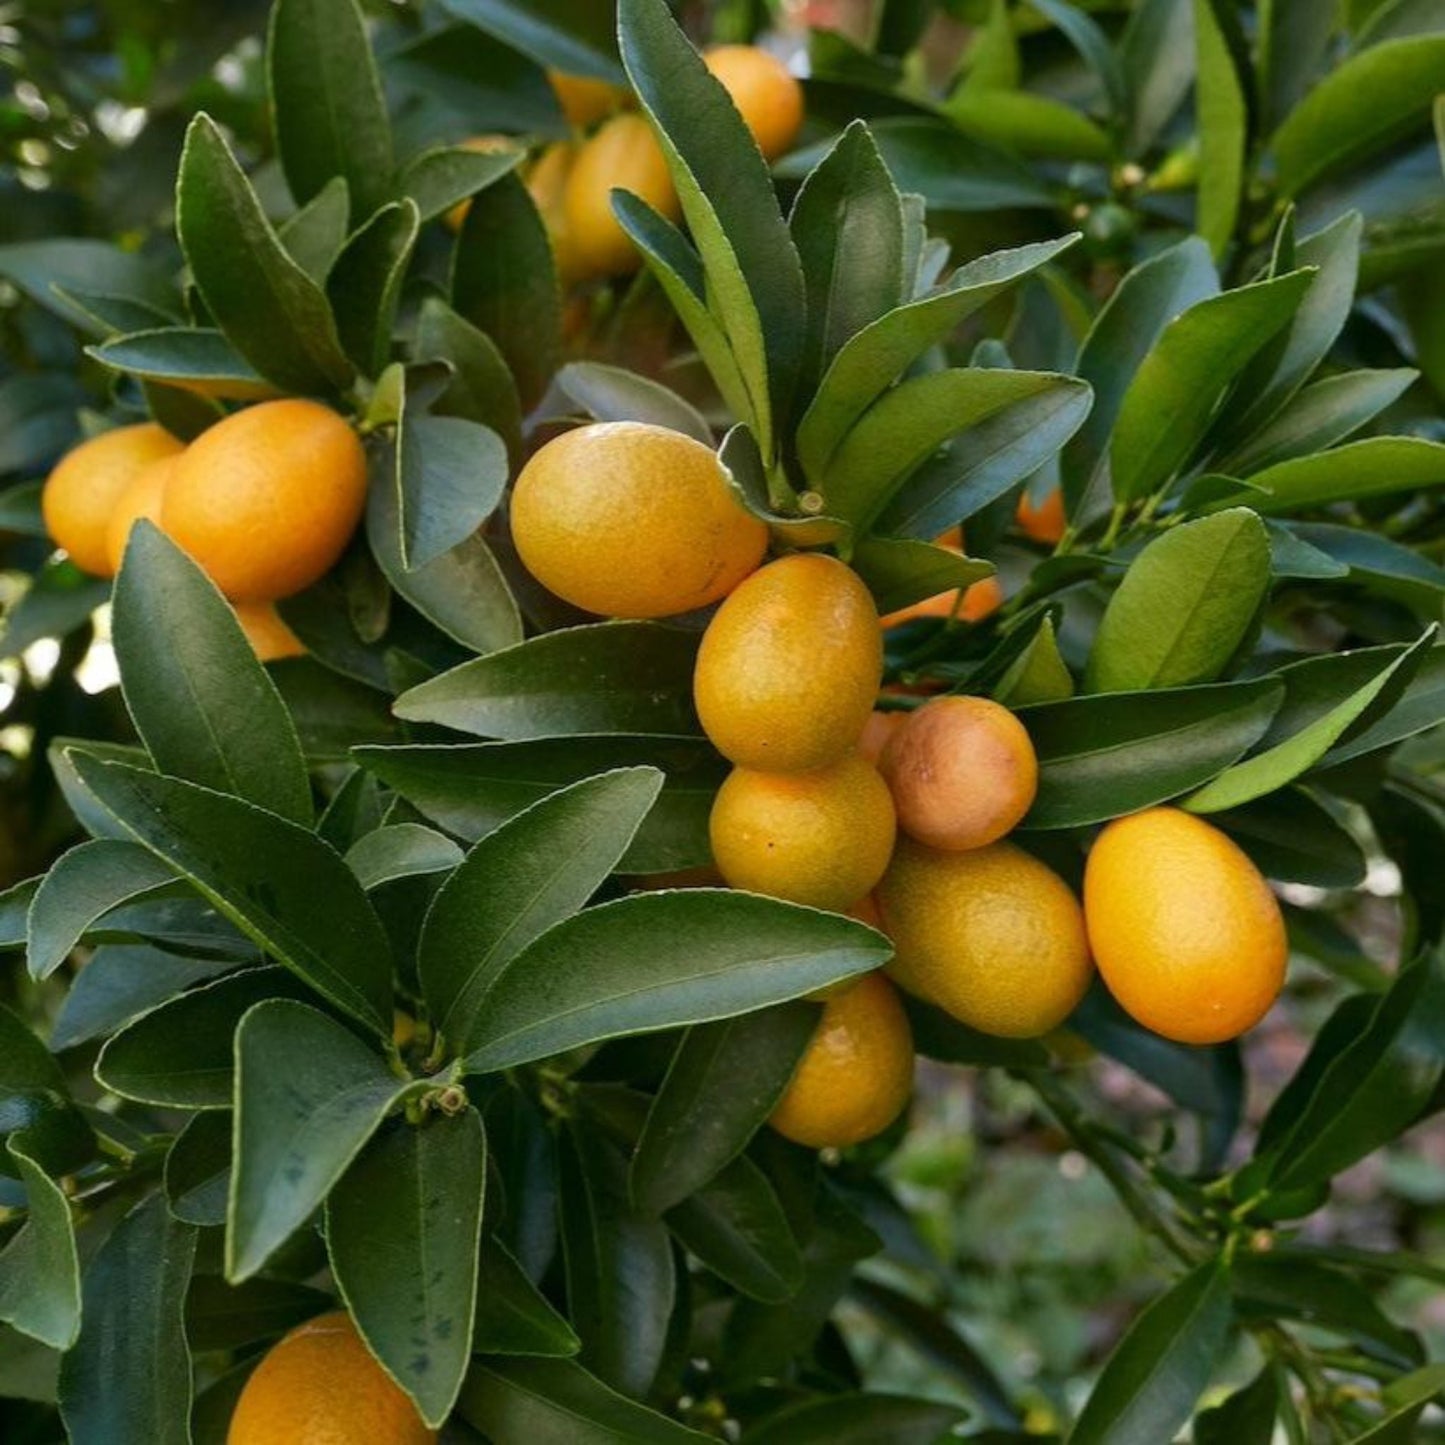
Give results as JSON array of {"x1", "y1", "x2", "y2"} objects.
[
  {"x1": 40, "y1": 398, "x2": 368, "y2": 661},
  {"x1": 512, "y1": 421, "x2": 1291, "y2": 1157},
  {"x1": 450, "y1": 48, "x2": 803, "y2": 287}
]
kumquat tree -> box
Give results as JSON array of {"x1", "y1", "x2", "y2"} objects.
[{"x1": 5, "y1": 0, "x2": 1445, "y2": 1440}]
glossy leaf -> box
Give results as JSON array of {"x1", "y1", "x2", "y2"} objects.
[
  {"x1": 88, "y1": 328, "x2": 278, "y2": 400},
  {"x1": 742, "y1": 1394, "x2": 968, "y2": 1445},
  {"x1": 395, "y1": 625, "x2": 700, "y2": 739},
  {"x1": 473, "y1": 1236, "x2": 580, "y2": 1358},
  {"x1": 851, "y1": 537, "x2": 994, "y2": 615},
  {"x1": 1216, "y1": 789, "x2": 1367, "y2": 888},
  {"x1": 553, "y1": 362, "x2": 711, "y2": 445},
  {"x1": 399, "y1": 143, "x2": 524, "y2": 224},
  {"x1": 0, "y1": 1134, "x2": 80, "y2": 1349},
  {"x1": 1218, "y1": 436, "x2": 1445, "y2": 514},
  {"x1": 344, "y1": 824, "x2": 462, "y2": 890},
  {"x1": 631, "y1": 1003, "x2": 819, "y2": 1215},
  {"x1": 437, "y1": 0, "x2": 622, "y2": 80},
  {"x1": 113, "y1": 523, "x2": 312, "y2": 825},
  {"x1": 396, "y1": 411, "x2": 508, "y2": 572},
  {"x1": 267, "y1": 0, "x2": 394, "y2": 217},
  {"x1": 327, "y1": 201, "x2": 419, "y2": 379},
  {"x1": 1019, "y1": 679, "x2": 1284, "y2": 829},
  {"x1": 229, "y1": 999, "x2": 412, "y2": 1281},
  {"x1": 461, "y1": 891, "x2": 891, "y2": 1072},
  {"x1": 165, "y1": 1112, "x2": 234, "y2": 1227},
  {"x1": 415, "y1": 298, "x2": 524, "y2": 466},
  {"x1": 71, "y1": 756, "x2": 393, "y2": 1036},
  {"x1": 57, "y1": 1195, "x2": 196, "y2": 1445},
  {"x1": 1087, "y1": 509, "x2": 1271, "y2": 692},
  {"x1": 418, "y1": 768, "x2": 663, "y2": 1045},
  {"x1": 1068, "y1": 1260, "x2": 1232, "y2": 1445},
  {"x1": 328, "y1": 1110, "x2": 486, "y2": 1426},
  {"x1": 1192, "y1": 0, "x2": 1248, "y2": 257}
]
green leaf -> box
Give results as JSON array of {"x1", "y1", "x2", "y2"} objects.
[
  {"x1": 1215, "y1": 436, "x2": 1445, "y2": 514},
  {"x1": 458, "y1": 1357, "x2": 715, "y2": 1443},
  {"x1": 1062, "y1": 237, "x2": 1218, "y2": 514},
  {"x1": 461, "y1": 892, "x2": 891, "y2": 1072},
  {"x1": 415, "y1": 299, "x2": 524, "y2": 467},
  {"x1": 947, "y1": 90, "x2": 1113, "y2": 161},
  {"x1": 1193, "y1": 1366, "x2": 1280, "y2": 1445},
  {"x1": 1019, "y1": 678, "x2": 1284, "y2": 829},
  {"x1": 0, "y1": 1134, "x2": 80, "y2": 1349},
  {"x1": 327, "y1": 201, "x2": 420, "y2": 379},
  {"x1": 58, "y1": 1195, "x2": 196, "y2": 1445},
  {"x1": 328, "y1": 1110, "x2": 486, "y2": 1426},
  {"x1": 1030, "y1": 0, "x2": 1128, "y2": 114},
  {"x1": 25, "y1": 840, "x2": 175, "y2": 980},
  {"x1": 114, "y1": 523, "x2": 313, "y2": 825},
  {"x1": 823, "y1": 367, "x2": 1084, "y2": 530},
  {"x1": 166, "y1": 1113, "x2": 234, "y2": 1227},
  {"x1": 1265, "y1": 951, "x2": 1445, "y2": 1194},
  {"x1": 1272, "y1": 36, "x2": 1445, "y2": 195},
  {"x1": 742, "y1": 1394, "x2": 968, "y2": 1445},
  {"x1": 1192, "y1": 0, "x2": 1248, "y2": 257},
  {"x1": 553, "y1": 362, "x2": 711, "y2": 445},
  {"x1": 1216, "y1": 789, "x2": 1367, "y2": 888},
  {"x1": 1068, "y1": 1260, "x2": 1232, "y2": 1445},
  {"x1": 88, "y1": 329, "x2": 280, "y2": 401},
  {"x1": 473, "y1": 1236, "x2": 580, "y2": 1357},
  {"x1": 365, "y1": 434, "x2": 522, "y2": 657},
  {"x1": 559, "y1": 1124, "x2": 674, "y2": 1396},
  {"x1": 1319, "y1": 645, "x2": 1445, "y2": 767},
  {"x1": 1120, "y1": 0, "x2": 1196, "y2": 153},
  {"x1": 1184, "y1": 630, "x2": 1436, "y2": 812},
  {"x1": 1292, "y1": 521, "x2": 1445, "y2": 610},
  {"x1": 176, "y1": 114, "x2": 354, "y2": 395},
  {"x1": 0, "y1": 1000, "x2": 80, "y2": 1136},
  {"x1": 667, "y1": 1155, "x2": 803, "y2": 1303},
  {"x1": 1086, "y1": 509, "x2": 1271, "y2": 692},
  {"x1": 453, "y1": 172, "x2": 562, "y2": 412},
  {"x1": 358, "y1": 737, "x2": 725, "y2": 873},
  {"x1": 71, "y1": 756, "x2": 394, "y2": 1036},
  {"x1": 229, "y1": 998, "x2": 412, "y2": 1281},
  {"x1": 399, "y1": 144, "x2": 525, "y2": 225},
  {"x1": 1258, "y1": 0, "x2": 1336, "y2": 129},
  {"x1": 994, "y1": 616, "x2": 1075, "y2": 705},
  {"x1": 798, "y1": 235, "x2": 1079, "y2": 483},
  {"x1": 788, "y1": 122, "x2": 907, "y2": 400},
  {"x1": 850, "y1": 537, "x2": 993, "y2": 614},
  {"x1": 395, "y1": 624, "x2": 700, "y2": 739},
  {"x1": 185, "y1": 1274, "x2": 333, "y2": 1353},
  {"x1": 1110, "y1": 271, "x2": 1316, "y2": 502},
  {"x1": 631, "y1": 1004, "x2": 818, "y2": 1216},
  {"x1": 95, "y1": 967, "x2": 312, "y2": 1109},
  {"x1": 267, "y1": 0, "x2": 395, "y2": 218},
  {"x1": 396, "y1": 411, "x2": 508, "y2": 571},
  {"x1": 1221, "y1": 368, "x2": 1417, "y2": 475},
  {"x1": 0, "y1": 560, "x2": 109, "y2": 662},
  {"x1": 619, "y1": 0, "x2": 806, "y2": 451},
  {"x1": 437, "y1": 0, "x2": 623, "y2": 80},
  {"x1": 0, "y1": 240, "x2": 178, "y2": 332},
  {"x1": 344, "y1": 824, "x2": 462, "y2": 890},
  {"x1": 418, "y1": 768, "x2": 663, "y2": 1045},
  {"x1": 279, "y1": 177, "x2": 351, "y2": 282},
  {"x1": 1359, "y1": 1362, "x2": 1445, "y2": 1443}
]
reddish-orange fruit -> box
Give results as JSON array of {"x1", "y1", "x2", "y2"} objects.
[
  {"x1": 879, "y1": 695, "x2": 1038, "y2": 851},
  {"x1": 105, "y1": 454, "x2": 180, "y2": 575},
  {"x1": 226, "y1": 1311, "x2": 436, "y2": 1445},
  {"x1": 858, "y1": 709, "x2": 905, "y2": 765},
  {"x1": 704, "y1": 46, "x2": 805, "y2": 160},
  {"x1": 161, "y1": 400, "x2": 367, "y2": 604},
  {"x1": 1084, "y1": 808, "x2": 1287, "y2": 1045},
  {"x1": 770, "y1": 971, "x2": 914, "y2": 1148},
  {"x1": 1017, "y1": 486, "x2": 1067, "y2": 545},
  {"x1": 42, "y1": 423, "x2": 184, "y2": 577}
]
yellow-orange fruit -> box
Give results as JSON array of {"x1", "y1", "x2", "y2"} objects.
[
  {"x1": 563, "y1": 113, "x2": 678, "y2": 278},
  {"x1": 104, "y1": 454, "x2": 179, "y2": 575},
  {"x1": 878, "y1": 838, "x2": 1092, "y2": 1038},
  {"x1": 770, "y1": 971, "x2": 913, "y2": 1148},
  {"x1": 444, "y1": 135, "x2": 518, "y2": 232},
  {"x1": 510, "y1": 421, "x2": 766, "y2": 618},
  {"x1": 161, "y1": 399, "x2": 367, "y2": 604},
  {"x1": 1084, "y1": 808, "x2": 1287, "y2": 1045},
  {"x1": 548, "y1": 69, "x2": 631, "y2": 129},
  {"x1": 694, "y1": 553, "x2": 882, "y2": 773},
  {"x1": 879, "y1": 695, "x2": 1038, "y2": 851},
  {"x1": 709, "y1": 754, "x2": 896, "y2": 911},
  {"x1": 235, "y1": 602, "x2": 306, "y2": 663},
  {"x1": 42, "y1": 423, "x2": 184, "y2": 577},
  {"x1": 526, "y1": 140, "x2": 582, "y2": 284},
  {"x1": 705, "y1": 45, "x2": 805, "y2": 161},
  {"x1": 1017, "y1": 486, "x2": 1066, "y2": 545},
  {"x1": 880, "y1": 574, "x2": 1004, "y2": 628},
  {"x1": 858, "y1": 709, "x2": 905, "y2": 765},
  {"x1": 226, "y1": 1311, "x2": 435, "y2": 1445}
]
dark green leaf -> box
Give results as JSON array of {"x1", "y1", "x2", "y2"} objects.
[
  {"x1": 395, "y1": 624, "x2": 699, "y2": 739},
  {"x1": 1215, "y1": 436, "x2": 1445, "y2": 514},
  {"x1": 1193, "y1": 1366, "x2": 1279, "y2": 1445},
  {"x1": 437, "y1": 0, "x2": 622, "y2": 80},
  {"x1": 88, "y1": 329, "x2": 279, "y2": 401},
  {"x1": 1019, "y1": 679, "x2": 1284, "y2": 829},
  {"x1": 1069, "y1": 1260, "x2": 1232, "y2": 1445},
  {"x1": 399, "y1": 144, "x2": 525, "y2": 225},
  {"x1": 0, "y1": 1134, "x2": 80, "y2": 1349},
  {"x1": 851, "y1": 537, "x2": 993, "y2": 614},
  {"x1": 631, "y1": 1004, "x2": 818, "y2": 1216},
  {"x1": 114, "y1": 523, "x2": 313, "y2": 825},
  {"x1": 328, "y1": 1110, "x2": 486, "y2": 1426},
  {"x1": 267, "y1": 0, "x2": 395, "y2": 217},
  {"x1": 327, "y1": 201, "x2": 419, "y2": 379},
  {"x1": 0, "y1": 561, "x2": 108, "y2": 662},
  {"x1": 0, "y1": 241, "x2": 179, "y2": 331},
  {"x1": 165, "y1": 1112, "x2": 234, "y2": 1227},
  {"x1": 358, "y1": 736, "x2": 725, "y2": 873},
  {"x1": 552, "y1": 363, "x2": 711, "y2": 445},
  {"x1": 229, "y1": 998, "x2": 412, "y2": 1280},
  {"x1": 71, "y1": 756, "x2": 393, "y2": 1036},
  {"x1": 1192, "y1": 0, "x2": 1248, "y2": 257},
  {"x1": 461, "y1": 891, "x2": 891, "y2": 1072},
  {"x1": 906, "y1": 995, "x2": 1051, "y2": 1069},
  {"x1": 176, "y1": 114, "x2": 353, "y2": 394},
  {"x1": 279, "y1": 177, "x2": 351, "y2": 282},
  {"x1": 396, "y1": 410, "x2": 508, "y2": 572},
  {"x1": 344, "y1": 824, "x2": 462, "y2": 890},
  {"x1": 473, "y1": 1236, "x2": 580, "y2": 1358},
  {"x1": 185, "y1": 1274, "x2": 332, "y2": 1353},
  {"x1": 415, "y1": 299, "x2": 524, "y2": 467},
  {"x1": 58, "y1": 1194, "x2": 196, "y2": 1445},
  {"x1": 742, "y1": 1393, "x2": 968, "y2": 1445},
  {"x1": 1120, "y1": 0, "x2": 1196, "y2": 152},
  {"x1": 1216, "y1": 789, "x2": 1367, "y2": 888},
  {"x1": 419, "y1": 768, "x2": 663, "y2": 1046}
]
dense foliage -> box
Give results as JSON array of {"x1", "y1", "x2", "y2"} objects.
[{"x1": 3, "y1": 0, "x2": 1445, "y2": 1441}]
